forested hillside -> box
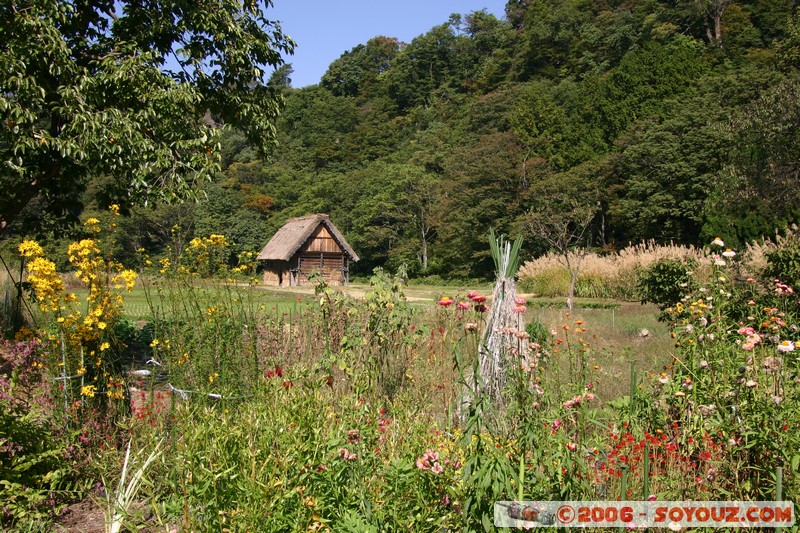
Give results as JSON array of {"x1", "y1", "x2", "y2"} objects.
[{"x1": 12, "y1": 0, "x2": 800, "y2": 279}]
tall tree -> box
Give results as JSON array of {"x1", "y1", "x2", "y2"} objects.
[
  {"x1": 320, "y1": 36, "x2": 401, "y2": 98},
  {"x1": 0, "y1": 0, "x2": 294, "y2": 235}
]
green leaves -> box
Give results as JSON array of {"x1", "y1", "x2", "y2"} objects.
[{"x1": 0, "y1": 0, "x2": 294, "y2": 234}]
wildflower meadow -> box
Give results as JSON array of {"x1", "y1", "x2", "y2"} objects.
[{"x1": 1, "y1": 216, "x2": 799, "y2": 531}]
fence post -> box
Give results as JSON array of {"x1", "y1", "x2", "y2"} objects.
[{"x1": 776, "y1": 466, "x2": 783, "y2": 533}]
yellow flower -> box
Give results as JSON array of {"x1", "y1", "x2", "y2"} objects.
[
  {"x1": 80, "y1": 385, "x2": 97, "y2": 398},
  {"x1": 109, "y1": 204, "x2": 120, "y2": 216},
  {"x1": 100, "y1": 342, "x2": 110, "y2": 351},
  {"x1": 97, "y1": 321, "x2": 107, "y2": 330},
  {"x1": 77, "y1": 366, "x2": 87, "y2": 376},
  {"x1": 84, "y1": 217, "x2": 100, "y2": 226},
  {"x1": 150, "y1": 339, "x2": 159, "y2": 348},
  {"x1": 209, "y1": 372, "x2": 219, "y2": 383},
  {"x1": 19, "y1": 240, "x2": 44, "y2": 258}
]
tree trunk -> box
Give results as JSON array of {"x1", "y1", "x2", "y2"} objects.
[
  {"x1": 568, "y1": 268, "x2": 577, "y2": 314},
  {"x1": 420, "y1": 223, "x2": 428, "y2": 271}
]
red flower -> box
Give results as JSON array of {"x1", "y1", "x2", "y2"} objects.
[{"x1": 438, "y1": 296, "x2": 454, "y2": 306}]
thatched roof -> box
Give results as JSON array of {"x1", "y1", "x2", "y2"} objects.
[{"x1": 257, "y1": 214, "x2": 359, "y2": 262}]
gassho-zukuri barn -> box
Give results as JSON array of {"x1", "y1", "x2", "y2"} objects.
[{"x1": 256, "y1": 214, "x2": 359, "y2": 287}]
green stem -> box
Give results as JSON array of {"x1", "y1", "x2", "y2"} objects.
[
  {"x1": 643, "y1": 440, "x2": 650, "y2": 499},
  {"x1": 518, "y1": 442, "x2": 525, "y2": 501}
]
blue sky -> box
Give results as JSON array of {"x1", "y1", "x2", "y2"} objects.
[{"x1": 267, "y1": 0, "x2": 508, "y2": 88}]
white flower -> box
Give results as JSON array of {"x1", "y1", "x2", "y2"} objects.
[
  {"x1": 722, "y1": 249, "x2": 736, "y2": 258},
  {"x1": 711, "y1": 237, "x2": 725, "y2": 247},
  {"x1": 777, "y1": 340, "x2": 795, "y2": 353}
]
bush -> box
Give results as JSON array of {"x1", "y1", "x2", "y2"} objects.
[
  {"x1": 637, "y1": 258, "x2": 696, "y2": 311},
  {"x1": 765, "y1": 243, "x2": 800, "y2": 289}
]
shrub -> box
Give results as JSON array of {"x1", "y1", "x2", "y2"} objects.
[
  {"x1": 637, "y1": 258, "x2": 696, "y2": 311},
  {"x1": 765, "y1": 243, "x2": 800, "y2": 289}
]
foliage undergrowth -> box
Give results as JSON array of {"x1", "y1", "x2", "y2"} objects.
[{"x1": 4, "y1": 228, "x2": 799, "y2": 531}]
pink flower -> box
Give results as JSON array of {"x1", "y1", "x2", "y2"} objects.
[
  {"x1": 738, "y1": 326, "x2": 755, "y2": 335},
  {"x1": 456, "y1": 301, "x2": 471, "y2": 310},
  {"x1": 472, "y1": 295, "x2": 487, "y2": 303},
  {"x1": 550, "y1": 419, "x2": 562, "y2": 432},
  {"x1": 514, "y1": 296, "x2": 526, "y2": 306},
  {"x1": 438, "y1": 296, "x2": 454, "y2": 307},
  {"x1": 431, "y1": 462, "x2": 444, "y2": 474},
  {"x1": 777, "y1": 340, "x2": 795, "y2": 353},
  {"x1": 647, "y1": 495, "x2": 657, "y2": 501},
  {"x1": 584, "y1": 392, "x2": 596, "y2": 401},
  {"x1": 338, "y1": 448, "x2": 357, "y2": 461},
  {"x1": 566, "y1": 441, "x2": 577, "y2": 451},
  {"x1": 512, "y1": 304, "x2": 527, "y2": 314},
  {"x1": 562, "y1": 395, "x2": 583, "y2": 408}
]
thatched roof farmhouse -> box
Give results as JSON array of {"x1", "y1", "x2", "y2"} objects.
[{"x1": 257, "y1": 214, "x2": 359, "y2": 286}]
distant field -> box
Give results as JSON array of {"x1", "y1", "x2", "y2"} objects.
[{"x1": 108, "y1": 280, "x2": 669, "y2": 398}]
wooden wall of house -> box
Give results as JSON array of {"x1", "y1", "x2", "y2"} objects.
[
  {"x1": 292, "y1": 225, "x2": 348, "y2": 285},
  {"x1": 296, "y1": 252, "x2": 345, "y2": 285},
  {"x1": 262, "y1": 261, "x2": 291, "y2": 286},
  {"x1": 303, "y1": 225, "x2": 343, "y2": 254}
]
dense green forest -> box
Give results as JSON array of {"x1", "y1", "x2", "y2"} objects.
[{"x1": 7, "y1": 0, "x2": 800, "y2": 279}]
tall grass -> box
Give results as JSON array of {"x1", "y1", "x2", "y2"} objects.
[{"x1": 518, "y1": 241, "x2": 708, "y2": 300}]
